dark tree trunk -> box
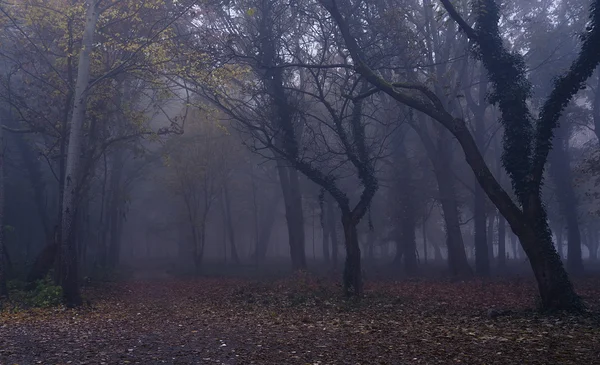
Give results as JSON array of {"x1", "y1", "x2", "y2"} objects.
[
  {"x1": 497, "y1": 214, "x2": 506, "y2": 269},
  {"x1": 413, "y1": 122, "x2": 472, "y2": 276},
  {"x1": 276, "y1": 161, "x2": 306, "y2": 270},
  {"x1": 222, "y1": 182, "x2": 240, "y2": 265},
  {"x1": 549, "y1": 124, "x2": 583, "y2": 275},
  {"x1": 327, "y1": 196, "x2": 338, "y2": 269},
  {"x1": 487, "y1": 211, "x2": 495, "y2": 264},
  {"x1": 106, "y1": 150, "x2": 124, "y2": 269},
  {"x1": 320, "y1": 199, "x2": 331, "y2": 264},
  {"x1": 437, "y1": 173, "x2": 472, "y2": 276},
  {"x1": 474, "y1": 184, "x2": 489, "y2": 275},
  {"x1": 342, "y1": 214, "x2": 362, "y2": 296}
]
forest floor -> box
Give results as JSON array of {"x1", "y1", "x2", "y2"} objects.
[{"x1": 1, "y1": 273, "x2": 600, "y2": 364}]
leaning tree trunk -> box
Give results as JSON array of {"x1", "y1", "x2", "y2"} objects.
[
  {"x1": 60, "y1": 0, "x2": 101, "y2": 307},
  {"x1": 341, "y1": 214, "x2": 362, "y2": 296}
]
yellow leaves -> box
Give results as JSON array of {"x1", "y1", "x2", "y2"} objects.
[{"x1": 246, "y1": 8, "x2": 256, "y2": 16}]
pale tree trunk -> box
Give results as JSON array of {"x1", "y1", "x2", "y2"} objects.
[
  {"x1": 60, "y1": 0, "x2": 101, "y2": 307},
  {"x1": 0, "y1": 120, "x2": 7, "y2": 299}
]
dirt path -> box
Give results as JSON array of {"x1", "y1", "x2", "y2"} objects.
[{"x1": 1, "y1": 277, "x2": 600, "y2": 364}]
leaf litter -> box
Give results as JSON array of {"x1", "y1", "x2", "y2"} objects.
[{"x1": 1, "y1": 273, "x2": 600, "y2": 364}]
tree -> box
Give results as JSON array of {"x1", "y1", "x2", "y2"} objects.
[
  {"x1": 163, "y1": 108, "x2": 237, "y2": 270},
  {"x1": 320, "y1": 0, "x2": 600, "y2": 310}
]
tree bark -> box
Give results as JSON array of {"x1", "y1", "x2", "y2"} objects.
[{"x1": 60, "y1": 0, "x2": 101, "y2": 307}]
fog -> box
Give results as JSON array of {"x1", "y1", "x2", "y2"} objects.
[{"x1": 0, "y1": 0, "x2": 599, "y2": 310}]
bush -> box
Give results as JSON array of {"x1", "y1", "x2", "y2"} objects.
[{"x1": 29, "y1": 276, "x2": 63, "y2": 308}]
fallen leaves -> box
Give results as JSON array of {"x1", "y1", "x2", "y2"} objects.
[{"x1": 1, "y1": 275, "x2": 599, "y2": 364}]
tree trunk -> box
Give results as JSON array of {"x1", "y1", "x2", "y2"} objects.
[
  {"x1": 474, "y1": 183, "x2": 489, "y2": 275},
  {"x1": 510, "y1": 232, "x2": 518, "y2": 260},
  {"x1": 342, "y1": 214, "x2": 362, "y2": 296},
  {"x1": 486, "y1": 211, "x2": 496, "y2": 264},
  {"x1": 437, "y1": 173, "x2": 472, "y2": 276},
  {"x1": 59, "y1": 0, "x2": 101, "y2": 307},
  {"x1": 413, "y1": 121, "x2": 471, "y2": 276},
  {"x1": 549, "y1": 124, "x2": 583, "y2": 275},
  {"x1": 320, "y1": 195, "x2": 331, "y2": 264},
  {"x1": 497, "y1": 214, "x2": 506, "y2": 269},
  {"x1": 105, "y1": 149, "x2": 124, "y2": 269},
  {"x1": 327, "y1": 196, "x2": 338, "y2": 269},
  {"x1": 520, "y1": 219, "x2": 583, "y2": 311},
  {"x1": 222, "y1": 182, "x2": 240, "y2": 265},
  {"x1": 252, "y1": 195, "x2": 279, "y2": 261},
  {"x1": 276, "y1": 160, "x2": 306, "y2": 270}
]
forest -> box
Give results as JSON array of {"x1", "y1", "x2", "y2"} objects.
[{"x1": 0, "y1": 0, "x2": 600, "y2": 363}]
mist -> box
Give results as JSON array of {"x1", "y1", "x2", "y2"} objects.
[{"x1": 1, "y1": 0, "x2": 600, "y2": 363}]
